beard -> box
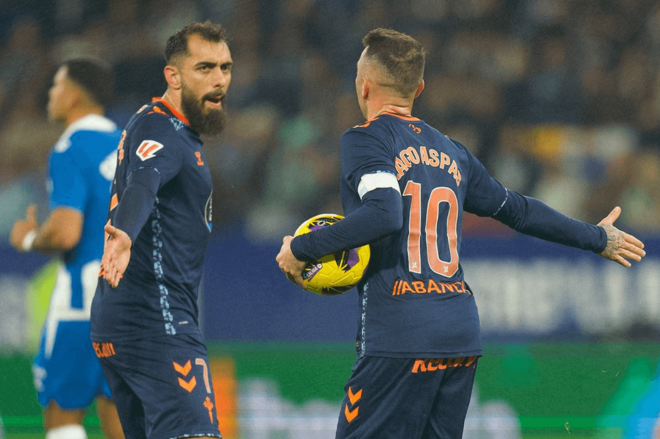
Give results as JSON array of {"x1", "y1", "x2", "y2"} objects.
[{"x1": 181, "y1": 83, "x2": 227, "y2": 137}]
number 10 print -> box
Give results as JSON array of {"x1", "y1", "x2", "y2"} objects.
[{"x1": 403, "y1": 181, "x2": 459, "y2": 277}]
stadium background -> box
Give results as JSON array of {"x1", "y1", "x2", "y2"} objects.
[{"x1": 0, "y1": 0, "x2": 659, "y2": 438}]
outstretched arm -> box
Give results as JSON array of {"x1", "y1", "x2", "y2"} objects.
[
  {"x1": 492, "y1": 190, "x2": 645, "y2": 267},
  {"x1": 101, "y1": 167, "x2": 161, "y2": 287},
  {"x1": 597, "y1": 207, "x2": 646, "y2": 267}
]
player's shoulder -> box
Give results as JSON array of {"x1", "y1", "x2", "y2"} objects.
[
  {"x1": 441, "y1": 136, "x2": 474, "y2": 158},
  {"x1": 55, "y1": 115, "x2": 119, "y2": 153},
  {"x1": 342, "y1": 114, "x2": 387, "y2": 142},
  {"x1": 126, "y1": 99, "x2": 187, "y2": 139},
  {"x1": 122, "y1": 100, "x2": 190, "y2": 162}
]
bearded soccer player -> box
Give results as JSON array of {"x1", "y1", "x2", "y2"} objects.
[
  {"x1": 276, "y1": 28, "x2": 646, "y2": 439},
  {"x1": 91, "y1": 21, "x2": 231, "y2": 439}
]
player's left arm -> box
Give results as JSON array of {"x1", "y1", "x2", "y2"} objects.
[
  {"x1": 596, "y1": 206, "x2": 645, "y2": 267},
  {"x1": 462, "y1": 143, "x2": 645, "y2": 267},
  {"x1": 493, "y1": 190, "x2": 645, "y2": 267}
]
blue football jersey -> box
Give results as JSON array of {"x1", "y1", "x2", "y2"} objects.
[
  {"x1": 340, "y1": 112, "x2": 507, "y2": 358},
  {"x1": 91, "y1": 99, "x2": 213, "y2": 341},
  {"x1": 41, "y1": 114, "x2": 119, "y2": 355}
]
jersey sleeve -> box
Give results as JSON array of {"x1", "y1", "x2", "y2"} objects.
[
  {"x1": 112, "y1": 168, "x2": 160, "y2": 242},
  {"x1": 341, "y1": 127, "x2": 398, "y2": 193},
  {"x1": 291, "y1": 188, "x2": 403, "y2": 260},
  {"x1": 493, "y1": 189, "x2": 607, "y2": 252},
  {"x1": 457, "y1": 141, "x2": 606, "y2": 252},
  {"x1": 461, "y1": 142, "x2": 508, "y2": 217},
  {"x1": 124, "y1": 113, "x2": 183, "y2": 187},
  {"x1": 291, "y1": 126, "x2": 403, "y2": 261},
  {"x1": 48, "y1": 139, "x2": 87, "y2": 212}
]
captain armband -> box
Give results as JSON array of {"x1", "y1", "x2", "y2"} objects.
[{"x1": 357, "y1": 172, "x2": 401, "y2": 199}]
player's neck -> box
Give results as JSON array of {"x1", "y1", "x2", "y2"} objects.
[
  {"x1": 66, "y1": 107, "x2": 103, "y2": 127},
  {"x1": 372, "y1": 103, "x2": 413, "y2": 119},
  {"x1": 161, "y1": 90, "x2": 183, "y2": 116}
]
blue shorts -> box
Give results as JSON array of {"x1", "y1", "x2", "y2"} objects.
[
  {"x1": 94, "y1": 333, "x2": 222, "y2": 439},
  {"x1": 335, "y1": 355, "x2": 479, "y2": 439},
  {"x1": 33, "y1": 320, "x2": 112, "y2": 409}
]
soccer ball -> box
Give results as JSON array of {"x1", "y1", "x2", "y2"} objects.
[{"x1": 293, "y1": 213, "x2": 370, "y2": 296}]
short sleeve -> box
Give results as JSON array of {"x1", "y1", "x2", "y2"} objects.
[{"x1": 48, "y1": 146, "x2": 87, "y2": 212}]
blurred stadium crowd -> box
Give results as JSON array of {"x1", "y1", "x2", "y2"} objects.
[{"x1": 1, "y1": 0, "x2": 659, "y2": 241}]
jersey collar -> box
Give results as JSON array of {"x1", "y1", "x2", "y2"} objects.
[
  {"x1": 378, "y1": 111, "x2": 420, "y2": 122},
  {"x1": 152, "y1": 97, "x2": 190, "y2": 126}
]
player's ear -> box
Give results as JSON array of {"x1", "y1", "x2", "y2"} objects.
[
  {"x1": 65, "y1": 82, "x2": 82, "y2": 110},
  {"x1": 414, "y1": 80, "x2": 424, "y2": 98},
  {"x1": 68, "y1": 85, "x2": 81, "y2": 105},
  {"x1": 164, "y1": 65, "x2": 182, "y2": 90},
  {"x1": 361, "y1": 77, "x2": 370, "y2": 100}
]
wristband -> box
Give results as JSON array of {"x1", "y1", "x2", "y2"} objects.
[{"x1": 21, "y1": 229, "x2": 37, "y2": 252}]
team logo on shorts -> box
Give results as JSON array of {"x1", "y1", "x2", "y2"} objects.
[
  {"x1": 136, "y1": 140, "x2": 164, "y2": 161},
  {"x1": 411, "y1": 356, "x2": 478, "y2": 373},
  {"x1": 344, "y1": 386, "x2": 362, "y2": 423},
  {"x1": 174, "y1": 360, "x2": 197, "y2": 392}
]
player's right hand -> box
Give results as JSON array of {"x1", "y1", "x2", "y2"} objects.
[
  {"x1": 597, "y1": 206, "x2": 646, "y2": 268},
  {"x1": 9, "y1": 205, "x2": 38, "y2": 252},
  {"x1": 276, "y1": 236, "x2": 307, "y2": 289},
  {"x1": 102, "y1": 220, "x2": 132, "y2": 288}
]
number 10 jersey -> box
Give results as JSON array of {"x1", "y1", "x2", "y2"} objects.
[{"x1": 340, "y1": 112, "x2": 508, "y2": 359}]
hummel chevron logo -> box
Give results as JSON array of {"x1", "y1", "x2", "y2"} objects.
[
  {"x1": 173, "y1": 360, "x2": 197, "y2": 392},
  {"x1": 344, "y1": 387, "x2": 362, "y2": 423},
  {"x1": 178, "y1": 376, "x2": 197, "y2": 392},
  {"x1": 348, "y1": 387, "x2": 362, "y2": 404},
  {"x1": 344, "y1": 404, "x2": 359, "y2": 423},
  {"x1": 173, "y1": 360, "x2": 192, "y2": 375}
]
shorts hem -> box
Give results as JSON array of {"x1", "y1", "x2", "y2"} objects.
[
  {"x1": 38, "y1": 396, "x2": 94, "y2": 411},
  {"x1": 165, "y1": 434, "x2": 222, "y2": 439},
  {"x1": 363, "y1": 350, "x2": 483, "y2": 358}
]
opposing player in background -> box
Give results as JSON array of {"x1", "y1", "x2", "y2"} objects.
[
  {"x1": 10, "y1": 59, "x2": 123, "y2": 439},
  {"x1": 276, "y1": 28, "x2": 647, "y2": 439},
  {"x1": 91, "y1": 21, "x2": 231, "y2": 439}
]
